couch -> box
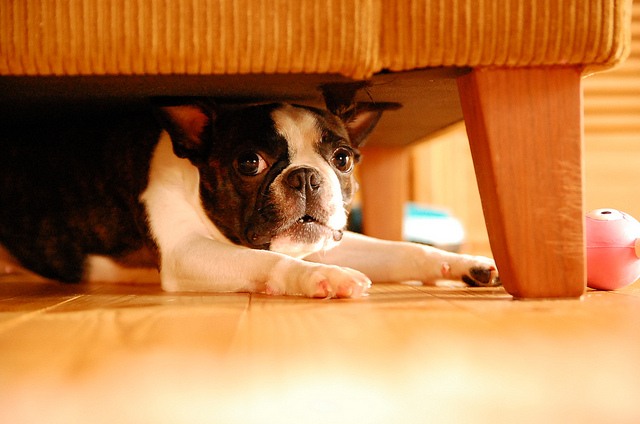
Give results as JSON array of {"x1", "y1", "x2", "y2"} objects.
[{"x1": 0, "y1": 0, "x2": 633, "y2": 298}]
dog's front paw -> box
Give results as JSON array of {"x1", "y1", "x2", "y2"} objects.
[
  {"x1": 306, "y1": 265, "x2": 372, "y2": 299},
  {"x1": 462, "y1": 265, "x2": 501, "y2": 287},
  {"x1": 443, "y1": 256, "x2": 501, "y2": 287},
  {"x1": 268, "y1": 262, "x2": 372, "y2": 299}
]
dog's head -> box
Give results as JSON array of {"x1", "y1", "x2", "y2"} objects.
[{"x1": 156, "y1": 96, "x2": 397, "y2": 257}]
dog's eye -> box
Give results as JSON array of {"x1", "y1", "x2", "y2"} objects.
[
  {"x1": 331, "y1": 148, "x2": 354, "y2": 173},
  {"x1": 236, "y1": 152, "x2": 268, "y2": 176}
]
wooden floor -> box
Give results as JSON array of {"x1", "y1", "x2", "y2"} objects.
[{"x1": 1, "y1": 275, "x2": 639, "y2": 423}]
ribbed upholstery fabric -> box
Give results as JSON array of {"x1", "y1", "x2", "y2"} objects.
[
  {"x1": 0, "y1": 0, "x2": 381, "y2": 77},
  {"x1": 379, "y1": 0, "x2": 633, "y2": 72},
  {"x1": 0, "y1": 0, "x2": 632, "y2": 78}
]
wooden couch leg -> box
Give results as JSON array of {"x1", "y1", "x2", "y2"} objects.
[
  {"x1": 359, "y1": 146, "x2": 410, "y2": 241},
  {"x1": 457, "y1": 67, "x2": 586, "y2": 299}
]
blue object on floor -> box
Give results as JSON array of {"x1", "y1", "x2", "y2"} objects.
[
  {"x1": 403, "y1": 202, "x2": 465, "y2": 251},
  {"x1": 348, "y1": 202, "x2": 465, "y2": 252}
]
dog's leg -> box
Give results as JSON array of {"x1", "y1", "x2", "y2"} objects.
[
  {"x1": 159, "y1": 234, "x2": 371, "y2": 298},
  {"x1": 305, "y1": 231, "x2": 500, "y2": 287}
]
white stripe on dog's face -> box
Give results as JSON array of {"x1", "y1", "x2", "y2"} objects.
[
  {"x1": 272, "y1": 104, "x2": 321, "y2": 159},
  {"x1": 264, "y1": 105, "x2": 349, "y2": 257},
  {"x1": 271, "y1": 105, "x2": 347, "y2": 231}
]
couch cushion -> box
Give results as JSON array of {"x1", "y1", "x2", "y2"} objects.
[
  {"x1": 380, "y1": 0, "x2": 632, "y2": 74},
  {"x1": 0, "y1": 0, "x2": 632, "y2": 78}
]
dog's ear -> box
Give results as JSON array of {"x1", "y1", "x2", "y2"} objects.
[
  {"x1": 154, "y1": 100, "x2": 215, "y2": 162},
  {"x1": 321, "y1": 83, "x2": 401, "y2": 147},
  {"x1": 334, "y1": 103, "x2": 399, "y2": 147}
]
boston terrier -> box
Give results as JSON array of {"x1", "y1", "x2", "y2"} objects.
[{"x1": 0, "y1": 96, "x2": 499, "y2": 298}]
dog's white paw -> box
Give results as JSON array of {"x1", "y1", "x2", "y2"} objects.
[
  {"x1": 306, "y1": 265, "x2": 372, "y2": 298},
  {"x1": 268, "y1": 262, "x2": 371, "y2": 299},
  {"x1": 442, "y1": 255, "x2": 501, "y2": 287}
]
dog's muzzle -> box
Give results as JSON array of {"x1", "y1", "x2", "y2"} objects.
[{"x1": 245, "y1": 166, "x2": 345, "y2": 249}]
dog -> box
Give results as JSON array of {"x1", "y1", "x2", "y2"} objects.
[{"x1": 0, "y1": 94, "x2": 499, "y2": 298}]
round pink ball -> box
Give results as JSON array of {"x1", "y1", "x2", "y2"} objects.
[{"x1": 586, "y1": 209, "x2": 640, "y2": 290}]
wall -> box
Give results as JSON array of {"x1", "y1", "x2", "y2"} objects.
[
  {"x1": 410, "y1": 0, "x2": 640, "y2": 256},
  {"x1": 583, "y1": 0, "x2": 640, "y2": 216}
]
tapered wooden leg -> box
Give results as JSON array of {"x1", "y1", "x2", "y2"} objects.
[
  {"x1": 458, "y1": 67, "x2": 586, "y2": 299},
  {"x1": 359, "y1": 146, "x2": 410, "y2": 241}
]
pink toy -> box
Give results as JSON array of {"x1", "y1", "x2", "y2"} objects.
[{"x1": 586, "y1": 209, "x2": 640, "y2": 290}]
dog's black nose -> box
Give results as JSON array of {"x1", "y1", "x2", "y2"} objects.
[{"x1": 286, "y1": 167, "x2": 321, "y2": 194}]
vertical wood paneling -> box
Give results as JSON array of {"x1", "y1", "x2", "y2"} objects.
[{"x1": 584, "y1": 0, "x2": 640, "y2": 219}]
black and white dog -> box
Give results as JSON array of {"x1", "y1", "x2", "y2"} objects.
[{"x1": 0, "y1": 95, "x2": 499, "y2": 298}]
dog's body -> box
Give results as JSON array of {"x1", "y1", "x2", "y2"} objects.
[{"x1": 0, "y1": 100, "x2": 498, "y2": 298}]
